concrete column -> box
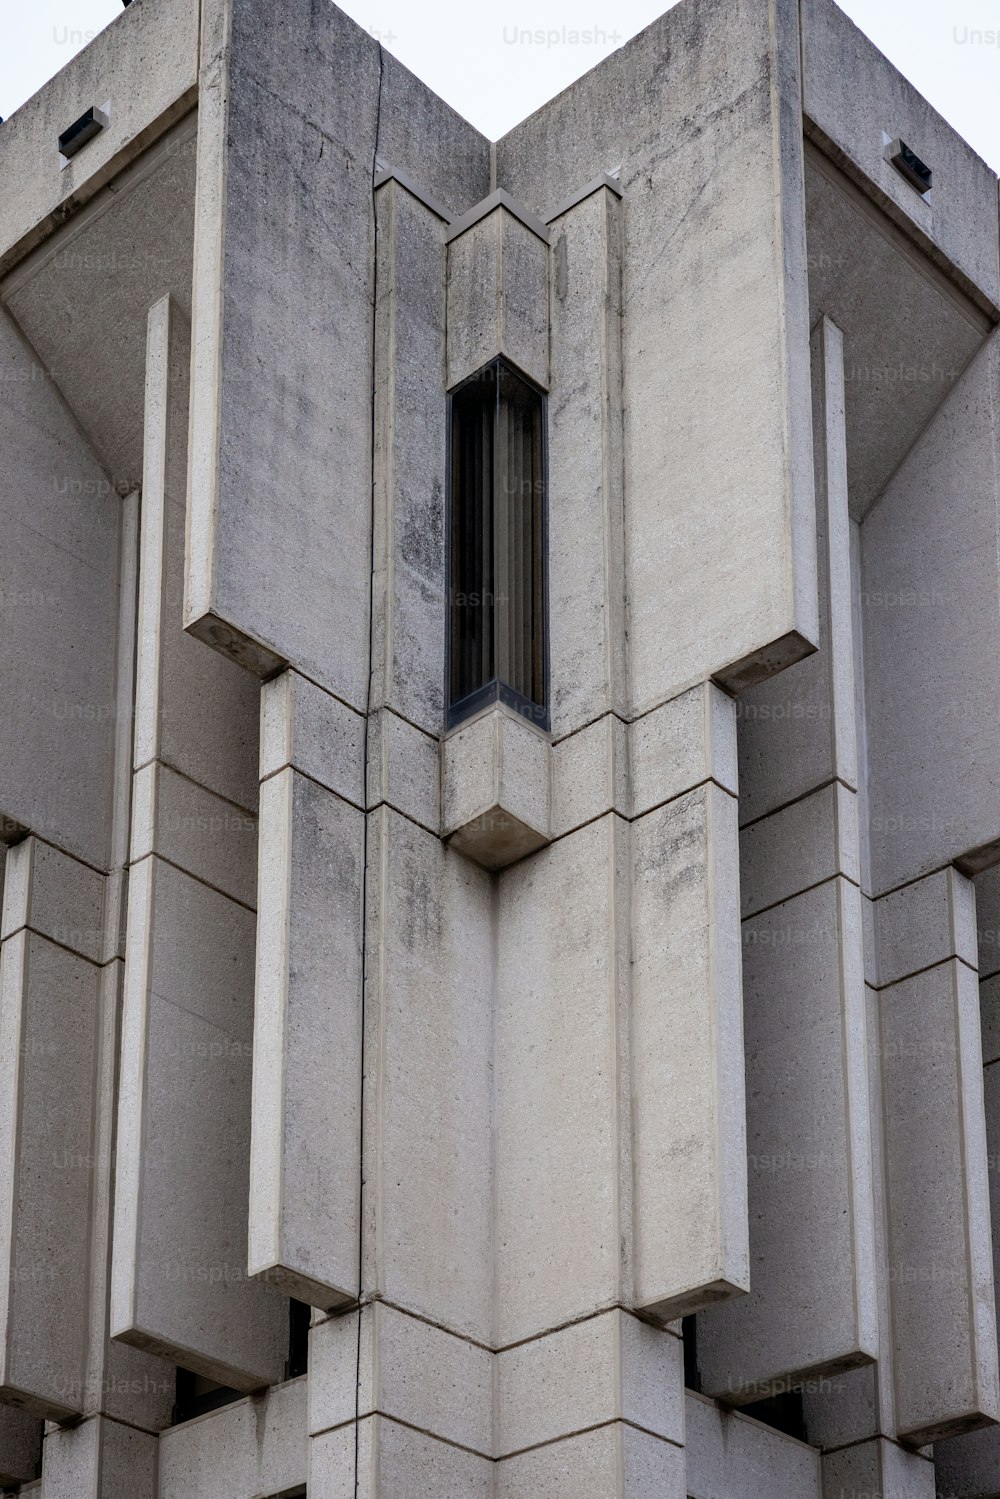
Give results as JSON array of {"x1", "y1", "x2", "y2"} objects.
[
  {"x1": 698, "y1": 317, "x2": 878, "y2": 1403},
  {"x1": 111, "y1": 297, "x2": 286, "y2": 1389},
  {"x1": 875, "y1": 870, "x2": 999, "y2": 1445}
]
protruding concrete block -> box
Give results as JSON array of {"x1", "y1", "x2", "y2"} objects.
[
  {"x1": 250, "y1": 769, "x2": 364, "y2": 1309},
  {"x1": 878, "y1": 957, "x2": 999, "y2": 1443},
  {"x1": 699, "y1": 878, "x2": 877, "y2": 1402},
  {"x1": 111, "y1": 856, "x2": 287, "y2": 1389},
  {"x1": 363, "y1": 809, "x2": 494, "y2": 1343},
  {"x1": 158, "y1": 1377, "x2": 307, "y2": 1499},
  {"x1": 442, "y1": 707, "x2": 551, "y2": 871},
  {"x1": 685, "y1": 1391, "x2": 821, "y2": 1499},
  {"x1": 496, "y1": 1310, "x2": 683, "y2": 1457},
  {"x1": 259, "y1": 670, "x2": 366, "y2": 811},
  {"x1": 446, "y1": 195, "x2": 549, "y2": 390},
  {"x1": 0, "y1": 922, "x2": 100, "y2": 1421},
  {"x1": 495, "y1": 816, "x2": 628, "y2": 1345},
  {"x1": 630, "y1": 683, "x2": 739, "y2": 816},
  {"x1": 630, "y1": 783, "x2": 748, "y2": 1320},
  {"x1": 309, "y1": 1303, "x2": 492, "y2": 1455},
  {"x1": 40, "y1": 1415, "x2": 157, "y2": 1499},
  {"x1": 366, "y1": 708, "x2": 439, "y2": 833},
  {"x1": 495, "y1": 1422, "x2": 685, "y2": 1498}
]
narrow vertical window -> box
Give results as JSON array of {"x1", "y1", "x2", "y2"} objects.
[{"x1": 448, "y1": 359, "x2": 547, "y2": 728}]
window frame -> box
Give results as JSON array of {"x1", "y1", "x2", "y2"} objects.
[{"x1": 445, "y1": 356, "x2": 550, "y2": 732}]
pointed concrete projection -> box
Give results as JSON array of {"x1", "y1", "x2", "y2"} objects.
[
  {"x1": 497, "y1": 0, "x2": 818, "y2": 709},
  {"x1": 0, "y1": 839, "x2": 102, "y2": 1421},
  {"x1": 0, "y1": 305, "x2": 120, "y2": 868},
  {"x1": 876, "y1": 871, "x2": 999, "y2": 1445},
  {"x1": 111, "y1": 296, "x2": 285, "y2": 1388}
]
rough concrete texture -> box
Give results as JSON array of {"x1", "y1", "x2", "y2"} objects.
[
  {"x1": 250, "y1": 769, "x2": 364, "y2": 1308},
  {"x1": 5, "y1": 0, "x2": 1000, "y2": 1492}
]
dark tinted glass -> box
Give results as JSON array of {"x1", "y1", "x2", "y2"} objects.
[{"x1": 448, "y1": 360, "x2": 546, "y2": 726}]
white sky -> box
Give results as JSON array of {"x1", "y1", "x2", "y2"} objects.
[{"x1": 1, "y1": 0, "x2": 999, "y2": 170}]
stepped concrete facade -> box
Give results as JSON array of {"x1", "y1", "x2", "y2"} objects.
[{"x1": 2, "y1": 0, "x2": 1000, "y2": 1494}]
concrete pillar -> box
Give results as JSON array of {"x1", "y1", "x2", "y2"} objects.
[
  {"x1": 698, "y1": 317, "x2": 878, "y2": 1403},
  {"x1": 111, "y1": 296, "x2": 286, "y2": 1389}
]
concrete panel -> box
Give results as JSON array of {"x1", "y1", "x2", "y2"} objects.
[
  {"x1": 376, "y1": 50, "x2": 490, "y2": 219},
  {"x1": 497, "y1": 0, "x2": 818, "y2": 704},
  {"x1": 308, "y1": 1303, "x2": 492, "y2": 1455},
  {"x1": 186, "y1": 0, "x2": 380, "y2": 698},
  {"x1": 495, "y1": 816, "x2": 627, "y2": 1345},
  {"x1": 136, "y1": 296, "x2": 258, "y2": 812},
  {"x1": 363, "y1": 809, "x2": 494, "y2": 1343},
  {"x1": 159, "y1": 1377, "x2": 306, "y2": 1499},
  {"x1": 629, "y1": 682, "x2": 738, "y2": 816},
  {"x1": 111, "y1": 856, "x2": 286, "y2": 1389},
  {"x1": 0, "y1": 926, "x2": 99, "y2": 1420},
  {"x1": 0, "y1": 0, "x2": 198, "y2": 277},
  {"x1": 129, "y1": 761, "x2": 257, "y2": 909},
  {"x1": 737, "y1": 317, "x2": 856, "y2": 822},
  {"x1": 802, "y1": 0, "x2": 1000, "y2": 310},
  {"x1": 862, "y1": 331, "x2": 1000, "y2": 894},
  {"x1": 496, "y1": 1423, "x2": 684, "y2": 1499},
  {"x1": 259, "y1": 670, "x2": 366, "y2": 811},
  {"x1": 366, "y1": 709, "x2": 439, "y2": 834},
  {"x1": 878, "y1": 960, "x2": 999, "y2": 1443},
  {"x1": 685, "y1": 1392, "x2": 821, "y2": 1499},
  {"x1": 445, "y1": 201, "x2": 549, "y2": 391},
  {"x1": 371, "y1": 178, "x2": 448, "y2": 735},
  {"x1": 0, "y1": 304, "x2": 119, "y2": 869},
  {"x1": 984, "y1": 976, "x2": 1000, "y2": 1068},
  {"x1": 875, "y1": 866, "x2": 977, "y2": 988},
  {"x1": 311, "y1": 1414, "x2": 493, "y2": 1499},
  {"x1": 551, "y1": 715, "x2": 628, "y2": 839},
  {"x1": 496, "y1": 1310, "x2": 683, "y2": 1457},
  {"x1": 630, "y1": 785, "x2": 748, "y2": 1320},
  {"x1": 41, "y1": 1415, "x2": 157, "y2": 1499},
  {"x1": 250, "y1": 770, "x2": 364, "y2": 1309},
  {"x1": 547, "y1": 186, "x2": 625, "y2": 736},
  {"x1": 0, "y1": 1400, "x2": 40, "y2": 1485},
  {"x1": 699, "y1": 878, "x2": 877, "y2": 1401},
  {"x1": 822, "y1": 1437, "x2": 936, "y2": 1499},
  {"x1": 740, "y1": 782, "x2": 860, "y2": 918},
  {"x1": 0, "y1": 836, "x2": 104, "y2": 962}
]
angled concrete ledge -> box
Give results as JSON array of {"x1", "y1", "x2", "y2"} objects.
[{"x1": 442, "y1": 706, "x2": 551, "y2": 871}]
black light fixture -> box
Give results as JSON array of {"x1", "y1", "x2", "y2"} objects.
[
  {"x1": 58, "y1": 104, "x2": 109, "y2": 160},
  {"x1": 886, "y1": 137, "x2": 932, "y2": 195}
]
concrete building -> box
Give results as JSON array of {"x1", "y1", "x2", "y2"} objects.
[{"x1": 2, "y1": 0, "x2": 1000, "y2": 1493}]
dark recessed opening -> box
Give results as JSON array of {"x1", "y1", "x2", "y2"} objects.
[
  {"x1": 886, "y1": 137, "x2": 932, "y2": 194},
  {"x1": 447, "y1": 358, "x2": 548, "y2": 730}
]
